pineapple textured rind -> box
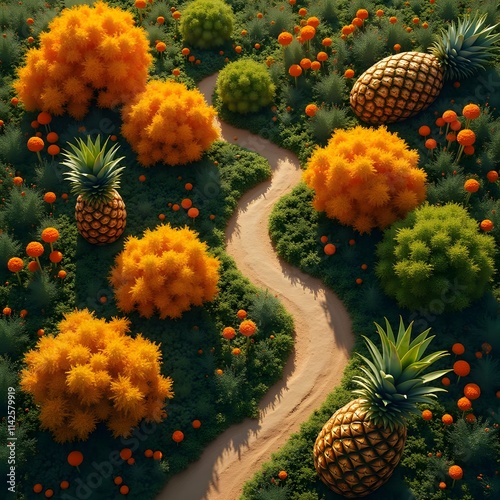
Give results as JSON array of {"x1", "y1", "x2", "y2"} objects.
[
  {"x1": 350, "y1": 52, "x2": 444, "y2": 124},
  {"x1": 313, "y1": 318, "x2": 450, "y2": 496},
  {"x1": 313, "y1": 398, "x2": 407, "y2": 498}
]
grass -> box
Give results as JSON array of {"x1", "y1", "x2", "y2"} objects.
[{"x1": 1, "y1": 0, "x2": 499, "y2": 498}]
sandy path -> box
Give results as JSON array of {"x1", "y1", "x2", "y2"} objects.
[{"x1": 157, "y1": 74, "x2": 354, "y2": 500}]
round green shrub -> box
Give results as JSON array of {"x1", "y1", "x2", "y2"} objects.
[
  {"x1": 216, "y1": 59, "x2": 275, "y2": 114},
  {"x1": 376, "y1": 203, "x2": 496, "y2": 312},
  {"x1": 180, "y1": 0, "x2": 234, "y2": 49}
]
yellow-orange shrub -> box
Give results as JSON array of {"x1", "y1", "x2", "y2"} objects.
[
  {"x1": 303, "y1": 126, "x2": 426, "y2": 234},
  {"x1": 121, "y1": 80, "x2": 220, "y2": 166},
  {"x1": 109, "y1": 224, "x2": 220, "y2": 318},
  {"x1": 19, "y1": 309, "x2": 173, "y2": 443},
  {"x1": 13, "y1": 2, "x2": 152, "y2": 120}
]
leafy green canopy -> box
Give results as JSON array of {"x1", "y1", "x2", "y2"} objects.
[
  {"x1": 180, "y1": 0, "x2": 234, "y2": 49},
  {"x1": 376, "y1": 203, "x2": 496, "y2": 312},
  {"x1": 353, "y1": 317, "x2": 450, "y2": 430},
  {"x1": 216, "y1": 59, "x2": 276, "y2": 114}
]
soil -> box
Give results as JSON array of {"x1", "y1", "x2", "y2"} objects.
[{"x1": 156, "y1": 74, "x2": 354, "y2": 500}]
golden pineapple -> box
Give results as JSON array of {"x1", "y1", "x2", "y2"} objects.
[
  {"x1": 61, "y1": 135, "x2": 127, "y2": 245},
  {"x1": 74, "y1": 189, "x2": 126, "y2": 245},
  {"x1": 313, "y1": 318, "x2": 450, "y2": 497},
  {"x1": 350, "y1": 14, "x2": 500, "y2": 124}
]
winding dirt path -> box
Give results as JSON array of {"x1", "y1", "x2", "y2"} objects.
[{"x1": 156, "y1": 74, "x2": 354, "y2": 500}]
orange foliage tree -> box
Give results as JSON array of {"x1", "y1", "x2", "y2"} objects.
[
  {"x1": 121, "y1": 80, "x2": 220, "y2": 166},
  {"x1": 13, "y1": 2, "x2": 152, "y2": 120},
  {"x1": 20, "y1": 309, "x2": 173, "y2": 443},
  {"x1": 302, "y1": 126, "x2": 426, "y2": 234},
  {"x1": 109, "y1": 224, "x2": 220, "y2": 319}
]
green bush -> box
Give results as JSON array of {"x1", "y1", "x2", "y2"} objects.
[
  {"x1": 0, "y1": 188, "x2": 45, "y2": 244},
  {"x1": 0, "y1": 30, "x2": 21, "y2": 72},
  {"x1": 26, "y1": 270, "x2": 58, "y2": 311},
  {"x1": 448, "y1": 418, "x2": 498, "y2": 465},
  {"x1": 351, "y1": 27, "x2": 386, "y2": 71},
  {"x1": 0, "y1": 318, "x2": 29, "y2": 359},
  {"x1": 0, "y1": 233, "x2": 21, "y2": 283},
  {"x1": 0, "y1": 124, "x2": 28, "y2": 165},
  {"x1": 376, "y1": 203, "x2": 497, "y2": 312},
  {"x1": 313, "y1": 73, "x2": 347, "y2": 107},
  {"x1": 436, "y1": 0, "x2": 460, "y2": 21},
  {"x1": 216, "y1": 59, "x2": 275, "y2": 113},
  {"x1": 309, "y1": 107, "x2": 350, "y2": 144},
  {"x1": 180, "y1": 0, "x2": 234, "y2": 49}
]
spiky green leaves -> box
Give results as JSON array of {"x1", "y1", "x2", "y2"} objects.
[
  {"x1": 353, "y1": 317, "x2": 450, "y2": 430},
  {"x1": 430, "y1": 13, "x2": 500, "y2": 80},
  {"x1": 61, "y1": 135, "x2": 126, "y2": 205}
]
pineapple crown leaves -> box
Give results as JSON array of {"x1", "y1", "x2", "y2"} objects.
[
  {"x1": 61, "y1": 135, "x2": 126, "y2": 205},
  {"x1": 430, "y1": 13, "x2": 500, "y2": 80},
  {"x1": 353, "y1": 317, "x2": 451, "y2": 430}
]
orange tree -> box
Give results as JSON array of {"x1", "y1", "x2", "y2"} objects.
[
  {"x1": 303, "y1": 126, "x2": 426, "y2": 234},
  {"x1": 121, "y1": 80, "x2": 219, "y2": 166},
  {"x1": 13, "y1": 1, "x2": 152, "y2": 119},
  {"x1": 20, "y1": 309, "x2": 174, "y2": 442},
  {"x1": 109, "y1": 224, "x2": 220, "y2": 319}
]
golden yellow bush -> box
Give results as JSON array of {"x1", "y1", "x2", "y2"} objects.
[
  {"x1": 303, "y1": 126, "x2": 426, "y2": 234},
  {"x1": 109, "y1": 224, "x2": 220, "y2": 318},
  {"x1": 20, "y1": 309, "x2": 173, "y2": 443},
  {"x1": 13, "y1": 2, "x2": 152, "y2": 120},
  {"x1": 121, "y1": 80, "x2": 220, "y2": 166}
]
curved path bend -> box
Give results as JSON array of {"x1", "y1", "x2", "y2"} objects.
[{"x1": 157, "y1": 74, "x2": 354, "y2": 500}]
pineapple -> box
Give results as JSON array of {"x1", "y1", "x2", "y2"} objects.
[
  {"x1": 61, "y1": 135, "x2": 127, "y2": 245},
  {"x1": 313, "y1": 318, "x2": 450, "y2": 497},
  {"x1": 350, "y1": 14, "x2": 500, "y2": 124}
]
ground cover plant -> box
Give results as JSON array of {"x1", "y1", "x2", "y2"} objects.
[{"x1": 1, "y1": 0, "x2": 499, "y2": 499}]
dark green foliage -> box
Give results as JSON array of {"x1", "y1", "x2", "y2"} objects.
[
  {"x1": 351, "y1": 27, "x2": 386, "y2": 72},
  {"x1": 309, "y1": 107, "x2": 351, "y2": 144},
  {"x1": 34, "y1": 158, "x2": 65, "y2": 193},
  {"x1": 251, "y1": 484, "x2": 290, "y2": 500},
  {"x1": 0, "y1": 30, "x2": 21, "y2": 72},
  {"x1": 0, "y1": 233, "x2": 21, "y2": 283},
  {"x1": 0, "y1": 357, "x2": 17, "y2": 412},
  {"x1": 470, "y1": 356, "x2": 500, "y2": 395},
  {"x1": 436, "y1": 0, "x2": 460, "y2": 21},
  {"x1": 0, "y1": 123, "x2": 29, "y2": 165},
  {"x1": 180, "y1": 0, "x2": 235, "y2": 49},
  {"x1": 283, "y1": 39, "x2": 305, "y2": 69},
  {"x1": 471, "y1": 109, "x2": 496, "y2": 148},
  {"x1": 267, "y1": 5, "x2": 293, "y2": 38},
  {"x1": 0, "y1": 187, "x2": 45, "y2": 244},
  {"x1": 214, "y1": 366, "x2": 246, "y2": 404},
  {"x1": 486, "y1": 127, "x2": 500, "y2": 164},
  {"x1": 26, "y1": 270, "x2": 58, "y2": 310},
  {"x1": 216, "y1": 59, "x2": 275, "y2": 113},
  {"x1": 383, "y1": 23, "x2": 413, "y2": 53},
  {"x1": 0, "y1": 318, "x2": 28, "y2": 358},
  {"x1": 376, "y1": 203, "x2": 497, "y2": 312},
  {"x1": 309, "y1": 0, "x2": 338, "y2": 24},
  {"x1": 426, "y1": 173, "x2": 466, "y2": 205},
  {"x1": 248, "y1": 289, "x2": 289, "y2": 333},
  {"x1": 414, "y1": 26, "x2": 436, "y2": 52},
  {"x1": 478, "y1": 0, "x2": 500, "y2": 26},
  {"x1": 424, "y1": 150, "x2": 456, "y2": 181},
  {"x1": 313, "y1": 73, "x2": 347, "y2": 107},
  {"x1": 449, "y1": 418, "x2": 498, "y2": 465}
]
